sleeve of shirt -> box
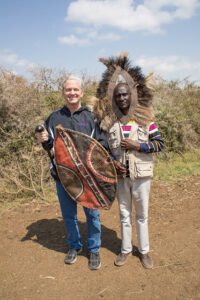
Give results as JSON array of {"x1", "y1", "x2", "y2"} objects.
[
  {"x1": 41, "y1": 116, "x2": 54, "y2": 151},
  {"x1": 93, "y1": 122, "x2": 110, "y2": 151},
  {"x1": 139, "y1": 122, "x2": 164, "y2": 153}
]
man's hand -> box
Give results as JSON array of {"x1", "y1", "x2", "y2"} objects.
[
  {"x1": 35, "y1": 128, "x2": 49, "y2": 144},
  {"x1": 120, "y1": 139, "x2": 140, "y2": 151},
  {"x1": 113, "y1": 160, "x2": 127, "y2": 176}
]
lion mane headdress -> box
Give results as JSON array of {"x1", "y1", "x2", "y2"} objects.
[{"x1": 94, "y1": 53, "x2": 155, "y2": 131}]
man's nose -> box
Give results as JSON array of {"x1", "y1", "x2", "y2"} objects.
[{"x1": 70, "y1": 89, "x2": 76, "y2": 94}]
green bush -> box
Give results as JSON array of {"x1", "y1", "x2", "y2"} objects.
[{"x1": 154, "y1": 79, "x2": 200, "y2": 153}]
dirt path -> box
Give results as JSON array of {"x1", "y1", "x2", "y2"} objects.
[{"x1": 0, "y1": 176, "x2": 200, "y2": 300}]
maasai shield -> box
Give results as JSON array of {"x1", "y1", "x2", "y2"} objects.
[{"x1": 54, "y1": 125, "x2": 117, "y2": 210}]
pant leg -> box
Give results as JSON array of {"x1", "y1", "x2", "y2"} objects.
[
  {"x1": 84, "y1": 207, "x2": 101, "y2": 253},
  {"x1": 56, "y1": 180, "x2": 83, "y2": 250},
  {"x1": 131, "y1": 178, "x2": 151, "y2": 254},
  {"x1": 117, "y1": 178, "x2": 133, "y2": 254}
]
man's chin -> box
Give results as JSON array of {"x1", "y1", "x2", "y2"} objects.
[{"x1": 67, "y1": 99, "x2": 79, "y2": 104}]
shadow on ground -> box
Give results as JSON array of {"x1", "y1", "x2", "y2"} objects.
[{"x1": 21, "y1": 218, "x2": 121, "y2": 255}]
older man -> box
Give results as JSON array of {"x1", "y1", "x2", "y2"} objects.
[{"x1": 36, "y1": 76, "x2": 107, "y2": 270}]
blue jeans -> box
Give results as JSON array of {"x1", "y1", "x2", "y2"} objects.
[{"x1": 56, "y1": 181, "x2": 101, "y2": 253}]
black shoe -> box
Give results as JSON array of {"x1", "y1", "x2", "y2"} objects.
[
  {"x1": 64, "y1": 248, "x2": 82, "y2": 264},
  {"x1": 88, "y1": 252, "x2": 101, "y2": 270}
]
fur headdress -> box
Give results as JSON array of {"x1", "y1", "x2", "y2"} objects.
[{"x1": 94, "y1": 53, "x2": 154, "y2": 132}]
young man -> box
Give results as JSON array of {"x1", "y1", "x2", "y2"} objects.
[
  {"x1": 95, "y1": 55, "x2": 164, "y2": 269},
  {"x1": 111, "y1": 83, "x2": 163, "y2": 268},
  {"x1": 36, "y1": 76, "x2": 107, "y2": 270}
]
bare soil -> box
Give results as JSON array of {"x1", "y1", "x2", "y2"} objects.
[{"x1": 0, "y1": 176, "x2": 200, "y2": 300}]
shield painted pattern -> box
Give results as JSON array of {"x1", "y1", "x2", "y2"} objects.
[{"x1": 54, "y1": 125, "x2": 117, "y2": 210}]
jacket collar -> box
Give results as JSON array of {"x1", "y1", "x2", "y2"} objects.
[{"x1": 62, "y1": 105, "x2": 89, "y2": 115}]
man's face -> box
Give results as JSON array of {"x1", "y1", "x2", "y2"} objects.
[
  {"x1": 114, "y1": 84, "x2": 131, "y2": 112},
  {"x1": 63, "y1": 79, "x2": 83, "y2": 107}
]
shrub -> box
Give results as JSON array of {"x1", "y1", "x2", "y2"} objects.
[{"x1": 0, "y1": 67, "x2": 199, "y2": 202}]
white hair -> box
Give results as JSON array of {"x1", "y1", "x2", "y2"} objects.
[{"x1": 63, "y1": 75, "x2": 83, "y2": 89}]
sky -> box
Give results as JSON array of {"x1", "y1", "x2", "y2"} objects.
[{"x1": 0, "y1": 0, "x2": 200, "y2": 83}]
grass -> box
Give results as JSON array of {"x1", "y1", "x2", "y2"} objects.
[
  {"x1": 0, "y1": 188, "x2": 57, "y2": 214},
  {"x1": 154, "y1": 149, "x2": 200, "y2": 181},
  {"x1": 1, "y1": 150, "x2": 200, "y2": 213}
]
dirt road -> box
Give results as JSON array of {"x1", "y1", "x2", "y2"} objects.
[{"x1": 0, "y1": 176, "x2": 200, "y2": 300}]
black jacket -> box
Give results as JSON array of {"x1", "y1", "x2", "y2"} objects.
[
  {"x1": 44, "y1": 105, "x2": 108, "y2": 149},
  {"x1": 43, "y1": 105, "x2": 109, "y2": 180},
  {"x1": 43, "y1": 106, "x2": 109, "y2": 180}
]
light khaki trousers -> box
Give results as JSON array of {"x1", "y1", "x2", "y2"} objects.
[{"x1": 117, "y1": 177, "x2": 151, "y2": 254}]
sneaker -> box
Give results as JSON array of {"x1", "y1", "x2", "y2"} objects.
[
  {"x1": 140, "y1": 253, "x2": 153, "y2": 269},
  {"x1": 64, "y1": 248, "x2": 82, "y2": 264},
  {"x1": 88, "y1": 252, "x2": 101, "y2": 270},
  {"x1": 114, "y1": 252, "x2": 130, "y2": 267}
]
